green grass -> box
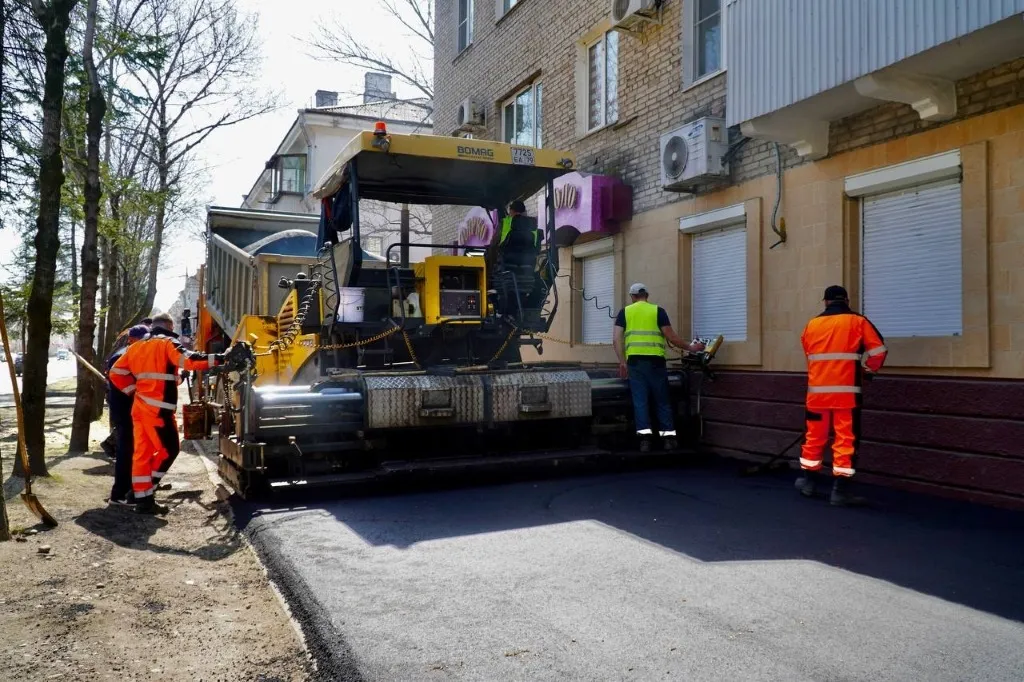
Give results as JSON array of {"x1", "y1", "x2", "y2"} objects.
[{"x1": 47, "y1": 378, "x2": 78, "y2": 392}]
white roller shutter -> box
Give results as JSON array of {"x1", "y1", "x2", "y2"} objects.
[
  {"x1": 862, "y1": 179, "x2": 962, "y2": 338},
  {"x1": 581, "y1": 252, "x2": 615, "y2": 344},
  {"x1": 692, "y1": 224, "x2": 747, "y2": 342}
]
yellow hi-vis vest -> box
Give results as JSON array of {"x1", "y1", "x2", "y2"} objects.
[
  {"x1": 623, "y1": 301, "x2": 666, "y2": 358},
  {"x1": 500, "y1": 216, "x2": 540, "y2": 247}
]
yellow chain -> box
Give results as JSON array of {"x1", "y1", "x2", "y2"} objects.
[
  {"x1": 401, "y1": 330, "x2": 421, "y2": 368},
  {"x1": 254, "y1": 324, "x2": 402, "y2": 357},
  {"x1": 489, "y1": 325, "x2": 519, "y2": 362}
]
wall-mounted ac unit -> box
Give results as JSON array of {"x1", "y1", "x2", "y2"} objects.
[
  {"x1": 659, "y1": 117, "x2": 729, "y2": 191},
  {"x1": 611, "y1": 0, "x2": 660, "y2": 31},
  {"x1": 456, "y1": 98, "x2": 484, "y2": 127}
]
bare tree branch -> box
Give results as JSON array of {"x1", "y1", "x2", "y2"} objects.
[{"x1": 306, "y1": 0, "x2": 433, "y2": 104}]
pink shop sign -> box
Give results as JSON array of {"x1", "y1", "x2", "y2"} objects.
[
  {"x1": 456, "y1": 206, "x2": 499, "y2": 247},
  {"x1": 535, "y1": 172, "x2": 632, "y2": 247}
]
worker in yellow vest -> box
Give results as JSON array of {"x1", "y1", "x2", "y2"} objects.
[
  {"x1": 613, "y1": 283, "x2": 704, "y2": 452},
  {"x1": 499, "y1": 200, "x2": 540, "y2": 249}
]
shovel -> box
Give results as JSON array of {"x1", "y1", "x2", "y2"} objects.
[
  {"x1": 0, "y1": 291, "x2": 58, "y2": 527},
  {"x1": 68, "y1": 348, "x2": 107, "y2": 382}
]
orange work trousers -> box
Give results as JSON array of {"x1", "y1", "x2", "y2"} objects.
[
  {"x1": 800, "y1": 408, "x2": 859, "y2": 477},
  {"x1": 131, "y1": 410, "x2": 180, "y2": 498}
]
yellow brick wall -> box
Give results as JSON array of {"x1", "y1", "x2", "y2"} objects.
[{"x1": 529, "y1": 103, "x2": 1024, "y2": 380}]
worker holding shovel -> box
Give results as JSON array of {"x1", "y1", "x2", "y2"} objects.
[{"x1": 105, "y1": 324, "x2": 149, "y2": 507}]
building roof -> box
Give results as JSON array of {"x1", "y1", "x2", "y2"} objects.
[{"x1": 311, "y1": 98, "x2": 433, "y2": 127}]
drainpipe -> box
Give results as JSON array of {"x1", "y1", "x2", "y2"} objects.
[{"x1": 298, "y1": 111, "x2": 314, "y2": 210}]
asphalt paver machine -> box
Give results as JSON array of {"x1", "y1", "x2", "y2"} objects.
[{"x1": 199, "y1": 126, "x2": 723, "y2": 498}]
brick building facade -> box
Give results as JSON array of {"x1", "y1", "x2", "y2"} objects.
[{"x1": 434, "y1": 0, "x2": 1024, "y2": 508}]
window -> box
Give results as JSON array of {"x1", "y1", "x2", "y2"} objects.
[
  {"x1": 692, "y1": 224, "x2": 746, "y2": 342},
  {"x1": 501, "y1": 0, "x2": 519, "y2": 15},
  {"x1": 457, "y1": 0, "x2": 473, "y2": 53},
  {"x1": 580, "y1": 252, "x2": 615, "y2": 344},
  {"x1": 693, "y1": 0, "x2": 722, "y2": 80},
  {"x1": 861, "y1": 180, "x2": 963, "y2": 337},
  {"x1": 586, "y1": 30, "x2": 618, "y2": 132},
  {"x1": 271, "y1": 155, "x2": 306, "y2": 197},
  {"x1": 503, "y1": 82, "x2": 542, "y2": 147}
]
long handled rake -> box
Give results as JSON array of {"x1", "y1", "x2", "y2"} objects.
[{"x1": 0, "y1": 291, "x2": 58, "y2": 527}]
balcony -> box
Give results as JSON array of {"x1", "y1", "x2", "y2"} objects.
[{"x1": 726, "y1": 0, "x2": 1024, "y2": 159}]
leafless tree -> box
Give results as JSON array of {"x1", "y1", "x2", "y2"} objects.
[
  {"x1": 123, "y1": 0, "x2": 282, "y2": 324},
  {"x1": 307, "y1": 0, "x2": 434, "y2": 113}
]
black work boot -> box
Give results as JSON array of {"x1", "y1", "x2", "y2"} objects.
[
  {"x1": 135, "y1": 497, "x2": 169, "y2": 516},
  {"x1": 830, "y1": 476, "x2": 866, "y2": 507},
  {"x1": 638, "y1": 437, "x2": 652, "y2": 453},
  {"x1": 662, "y1": 437, "x2": 679, "y2": 452},
  {"x1": 795, "y1": 470, "x2": 818, "y2": 497}
]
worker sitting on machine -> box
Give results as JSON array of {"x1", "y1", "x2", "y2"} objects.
[{"x1": 496, "y1": 200, "x2": 545, "y2": 318}]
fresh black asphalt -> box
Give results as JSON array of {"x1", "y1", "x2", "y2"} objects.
[{"x1": 237, "y1": 462, "x2": 1024, "y2": 681}]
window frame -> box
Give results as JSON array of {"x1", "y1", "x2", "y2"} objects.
[
  {"x1": 457, "y1": 0, "x2": 473, "y2": 53},
  {"x1": 270, "y1": 153, "x2": 307, "y2": 200},
  {"x1": 684, "y1": 0, "x2": 727, "y2": 89},
  {"x1": 501, "y1": 81, "x2": 543, "y2": 148},
  {"x1": 584, "y1": 29, "x2": 619, "y2": 133},
  {"x1": 571, "y1": 238, "x2": 616, "y2": 346}
]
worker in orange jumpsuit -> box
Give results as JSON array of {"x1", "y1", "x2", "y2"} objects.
[
  {"x1": 796, "y1": 285, "x2": 887, "y2": 506},
  {"x1": 109, "y1": 313, "x2": 227, "y2": 515}
]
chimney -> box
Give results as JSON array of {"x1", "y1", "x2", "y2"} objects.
[
  {"x1": 363, "y1": 72, "x2": 395, "y2": 104},
  {"x1": 315, "y1": 90, "x2": 338, "y2": 108}
]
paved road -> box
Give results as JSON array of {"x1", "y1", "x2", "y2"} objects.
[
  {"x1": 0, "y1": 356, "x2": 78, "y2": 397},
  {"x1": 239, "y1": 464, "x2": 1024, "y2": 682}
]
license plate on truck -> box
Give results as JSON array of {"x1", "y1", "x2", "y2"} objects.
[{"x1": 511, "y1": 147, "x2": 535, "y2": 166}]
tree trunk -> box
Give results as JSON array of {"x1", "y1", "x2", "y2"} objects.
[
  {"x1": 97, "y1": 234, "x2": 109, "y2": 356},
  {"x1": 70, "y1": 217, "x2": 78, "y2": 303},
  {"x1": 0, "y1": 447, "x2": 10, "y2": 540},
  {"x1": 136, "y1": 108, "x2": 168, "y2": 323},
  {"x1": 104, "y1": 195, "x2": 122, "y2": 351},
  {"x1": 69, "y1": 0, "x2": 106, "y2": 452},
  {"x1": 20, "y1": 0, "x2": 79, "y2": 477}
]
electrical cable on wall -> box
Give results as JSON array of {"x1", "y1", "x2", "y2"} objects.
[
  {"x1": 557, "y1": 272, "x2": 615, "y2": 319},
  {"x1": 769, "y1": 142, "x2": 788, "y2": 249}
]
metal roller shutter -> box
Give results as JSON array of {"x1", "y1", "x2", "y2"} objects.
[
  {"x1": 862, "y1": 179, "x2": 962, "y2": 338},
  {"x1": 581, "y1": 252, "x2": 615, "y2": 344},
  {"x1": 692, "y1": 224, "x2": 747, "y2": 341}
]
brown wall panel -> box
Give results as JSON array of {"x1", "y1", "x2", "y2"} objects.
[{"x1": 695, "y1": 370, "x2": 1024, "y2": 506}]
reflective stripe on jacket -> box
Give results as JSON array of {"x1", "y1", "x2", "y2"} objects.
[
  {"x1": 623, "y1": 301, "x2": 666, "y2": 359},
  {"x1": 109, "y1": 326, "x2": 219, "y2": 416},
  {"x1": 801, "y1": 304, "x2": 887, "y2": 409}
]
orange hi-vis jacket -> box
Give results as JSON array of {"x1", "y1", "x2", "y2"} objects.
[
  {"x1": 801, "y1": 304, "x2": 888, "y2": 410},
  {"x1": 109, "y1": 327, "x2": 222, "y2": 417}
]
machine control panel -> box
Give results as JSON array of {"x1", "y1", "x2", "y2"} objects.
[{"x1": 439, "y1": 290, "x2": 480, "y2": 317}]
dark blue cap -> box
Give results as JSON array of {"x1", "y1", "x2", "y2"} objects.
[{"x1": 128, "y1": 325, "x2": 149, "y2": 339}]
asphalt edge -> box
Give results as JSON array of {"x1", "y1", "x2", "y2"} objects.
[{"x1": 187, "y1": 438, "x2": 365, "y2": 682}]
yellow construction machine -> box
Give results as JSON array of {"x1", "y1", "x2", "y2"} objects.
[{"x1": 193, "y1": 126, "x2": 723, "y2": 498}]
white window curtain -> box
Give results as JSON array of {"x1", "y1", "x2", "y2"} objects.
[
  {"x1": 692, "y1": 224, "x2": 746, "y2": 341},
  {"x1": 581, "y1": 253, "x2": 615, "y2": 344},
  {"x1": 861, "y1": 180, "x2": 963, "y2": 337}
]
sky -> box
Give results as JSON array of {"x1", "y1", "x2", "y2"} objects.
[{"x1": 0, "y1": 0, "x2": 423, "y2": 313}]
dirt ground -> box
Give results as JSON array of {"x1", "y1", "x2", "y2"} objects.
[{"x1": 0, "y1": 390, "x2": 311, "y2": 682}]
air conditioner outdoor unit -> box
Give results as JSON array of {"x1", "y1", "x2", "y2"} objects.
[
  {"x1": 659, "y1": 117, "x2": 729, "y2": 191},
  {"x1": 611, "y1": 0, "x2": 659, "y2": 31},
  {"x1": 456, "y1": 98, "x2": 484, "y2": 127}
]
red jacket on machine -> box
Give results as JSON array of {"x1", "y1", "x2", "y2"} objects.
[{"x1": 109, "y1": 325, "x2": 224, "y2": 504}]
